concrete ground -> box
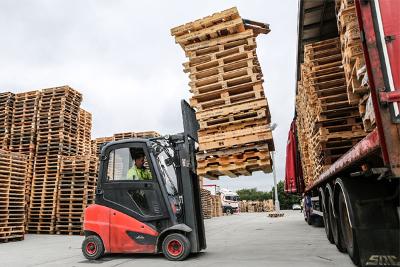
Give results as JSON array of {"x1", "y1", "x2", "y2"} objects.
[{"x1": 0, "y1": 210, "x2": 354, "y2": 267}]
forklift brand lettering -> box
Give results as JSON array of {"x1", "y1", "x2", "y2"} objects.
[{"x1": 366, "y1": 255, "x2": 400, "y2": 266}]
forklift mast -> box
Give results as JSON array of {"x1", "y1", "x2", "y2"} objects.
[{"x1": 174, "y1": 100, "x2": 206, "y2": 252}]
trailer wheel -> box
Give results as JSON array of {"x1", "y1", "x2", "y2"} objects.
[
  {"x1": 328, "y1": 194, "x2": 346, "y2": 252},
  {"x1": 162, "y1": 233, "x2": 191, "y2": 261},
  {"x1": 338, "y1": 190, "x2": 360, "y2": 265},
  {"x1": 320, "y1": 189, "x2": 333, "y2": 243},
  {"x1": 82, "y1": 235, "x2": 104, "y2": 260}
]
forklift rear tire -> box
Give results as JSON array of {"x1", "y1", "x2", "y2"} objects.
[
  {"x1": 162, "y1": 233, "x2": 191, "y2": 261},
  {"x1": 82, "y1": 235, "x2": 104, "y2": 260}
]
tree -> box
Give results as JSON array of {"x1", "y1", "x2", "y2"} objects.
[
  {"x1": 271, "y1": 181, "x2": 301, "y2": 210},
  {"x1": 236, "y1": 188, "x2": 272, "y2": 201}
]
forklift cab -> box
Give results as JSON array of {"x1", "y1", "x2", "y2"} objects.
[{"x1": 82, "y1": 101, "x2": 206, "y2": 261}]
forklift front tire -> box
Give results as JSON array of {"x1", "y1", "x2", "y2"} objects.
[
  {"x1": 162, "y1": 233, "x2": 191, "y2": 261},
  {"x1": 82, "y1": 235, "x2": 104, "y2": 260}
]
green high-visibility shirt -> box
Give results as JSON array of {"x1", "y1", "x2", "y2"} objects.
[{"x1": 127, "y1": 166, "x2": 152, "y2": 180}]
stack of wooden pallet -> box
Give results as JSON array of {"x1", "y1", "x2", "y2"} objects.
[
  {"x1": 77, "y1": 109, "x2": 92, "y2": 156},
  {"x1": 239, "y1": 200, "x2": 273, "y2": 212},
  {"x1": 200, "y1": 188, "x2": 212, "y2": 219},
  {"x1": 211, "y1": 194, "x2": 222, "y2": 217},
  {"x1": 0, "y1": 150, "x2": 27, "y2": 242},
  {"x1": 9, "y1": 91, "x2": 41, "y2": 215},
  {"x1": 296, "y1": 38, "x2": 367, "y2": 186},
  {"x1": 0, "y1": 93, "x2": 14, "y2": 150},
  {"x1": 56, "y1": 155, "x2": 98, "y2": 235},
  {"x1": 27, "y1": 86, "x2": 82, "y2": 234},
  {"x1": 171, "y1": 7, "x2": 274, "y2": 179},
  {"x1": 335, "y1": 0, "x2": 373, "y2": 131}
]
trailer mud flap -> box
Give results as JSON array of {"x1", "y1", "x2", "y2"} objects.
[{"x1": 356, "y1": 228, "x2": 400, "y2": 266}]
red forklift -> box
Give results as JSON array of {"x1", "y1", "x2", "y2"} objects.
[{"x1": 81, "y1": 100, "x2": 206, "y2": 261}]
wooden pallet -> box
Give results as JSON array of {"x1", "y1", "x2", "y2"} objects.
[
  {"x1": 188, "y1": 57, "x2": 260, "y2": 82},
  {"x1": 199, "y1": 108, "x2": 268, "y2": 129},
  {"x1": 198, "y1": 158, "x2": 272, "y2": 179},
  {"x1": 171, "y1": 7, "x2": 240, "y2": 37},
  {"x1": 190, "y1": 81, "x2": 264, "y2": 111},
  {"x1": 196, "y1": 98, "x2": 268, "y2": 121},
  {"x1": 185, "y1": 37, "x2": 256, "y2": 59},
  {"x1": 174, "y1": 17, "x2": 245, "y2": 47},
  {"x1": 185, "y1": 47, "x2": 257, "y2": 72},
  {"x1": 197, "y1": 149, "x2": 270, "y2": 169}
]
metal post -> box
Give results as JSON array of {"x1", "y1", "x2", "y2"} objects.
[{"x1": 271, "y1": 151, "x2": 280, "y2": 211}]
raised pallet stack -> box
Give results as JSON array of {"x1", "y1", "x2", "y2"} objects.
[
  {"x1": 27, "y1": 86, "x2": 82, "y2": 234},
  {"x1": 335, "y1": 0, "x2": 373, "y2": 131},
  {"x1": 0, "y1": 92, "x2": 15, "y2": 150},
  {"x1": 56, "y1": 156, "x2": 98, "y2": 235},
  {"x1": 77, "y1": 109, "x2": 92, "y2": 156},
  {"x1": 9, "y1": 91, "x2": 41, "y2": 214},
  {"x1": 171, "y1": 7, "x2": 275, "y2": 179},
  {"x1": 0, "y1": 150, "x2": 27, "y2": 242},
  {"x1": 296, "y1": 38, "x2": 367, "y2": 186}
]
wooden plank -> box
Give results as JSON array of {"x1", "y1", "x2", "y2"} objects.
[{"x1": 171, "y1": 7, "x2": 240, "y2": 36}]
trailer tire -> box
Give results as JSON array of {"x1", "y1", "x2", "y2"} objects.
[
  {"x1": 328, "y1": 193, "x2": 346, "y2": 253},
  {"x1": 338, "y1": 190, "x2": 360, "y2": 266},
  {"x1": 320, "y1": 188, "x2": 333, "y2": 243}
]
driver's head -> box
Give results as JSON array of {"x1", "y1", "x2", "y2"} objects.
[{"x1": 133, "y1": 152, "x2": 145, "y2": 168}]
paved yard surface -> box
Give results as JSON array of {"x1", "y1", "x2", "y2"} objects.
[{"x1": 0, "y1": 210, "x2": 354, "y2": 267}]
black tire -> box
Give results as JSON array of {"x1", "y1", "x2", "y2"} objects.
[
  {"x1": 322, "y1": 192, "x2": 334, "y2": 243},
  {"x1": 162, "y1": 233, "x2": 191, "y2": 261},
  {"x1": 307, "y1": 211, "x2": 313, "y2": 225},
  {"x1": 82, "y1": 235, "x2": 104, "y2": 260},
  {"x1": 328, "y1": 195, "x2": 346, "y2": 253},
  {"x1": 225, "y1": 208, "x2": 232, "y2": 215},
  {"x1": 338, "y1": 191, "x2": 360, "y2": 266}
]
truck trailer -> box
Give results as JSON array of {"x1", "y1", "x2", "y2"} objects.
[{"x1": 287, "y1": 0, "x2": 399, "y2": 266}]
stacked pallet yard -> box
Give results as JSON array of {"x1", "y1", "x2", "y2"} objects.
[
  {"x1": 56, "y1": 156, "x2": 98, "y2": 235},
  {"x1": 200, "y1": 188, "x2": 212, "y2": 219},
  {"x1": 77, "y1": 109, "x2": 92, "y2": 156},
  {"x1": 171, "y1": 7, "x2": 275, "y2": 179},
  {"x1": 335, "y1": 0, "x2": 373, "y2": 131},
  {"x1": 0, "y1": 93, "x2": 14, "y2": 150},
  {"x1": 296, "y1": 38, "x2": 367, "y2": 186},
  {"x1": 0, "y1": 150, "x2": 27, "y2": 242},
  {"x1": 27, "y1": 86, "x2": 83, "y2": 234},
  {"x1": 239, "y1": 200, "x2": 273, "y2": 213},
  {"x1": 9, "y1": 91, "x2": 41, "y2": 213}
]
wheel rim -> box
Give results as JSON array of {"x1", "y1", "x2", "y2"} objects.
[
  {"x1": 167, "y1": 240, "x2": 183, "y2": 257},
  {"x1": 86, "y1": 241, "x2": 97, "y2": 255}
]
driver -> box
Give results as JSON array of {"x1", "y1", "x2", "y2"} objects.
[{"x1": 127, "y1": 152, "x2": 152, "y2": 180}]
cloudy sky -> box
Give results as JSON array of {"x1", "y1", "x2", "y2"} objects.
[{"x1": 0, "y1": 0, "x2": 299, "y2": 192}]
